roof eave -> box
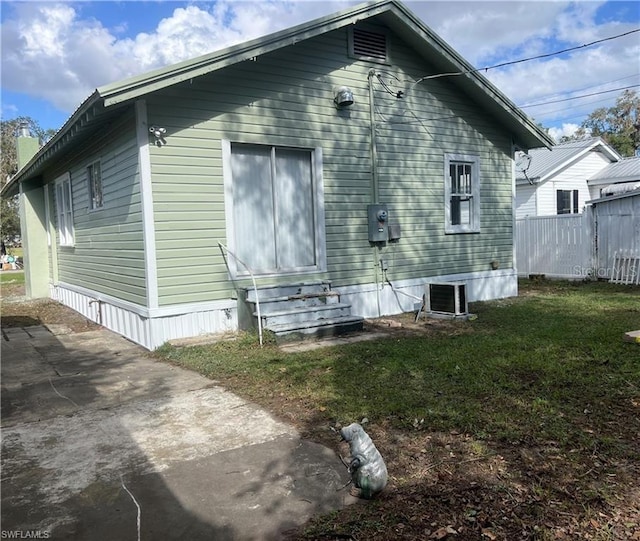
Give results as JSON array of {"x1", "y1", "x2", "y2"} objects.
[
  {"x1": 1, "y1": 90, "x2": 104, "y2": 197},
  {"x1": 98, "y1": 0, "x2": 552, "y2": 150},
  {"x1": 3, "y1": 0, "x2": 554, "y2": 198},
  {"x1": 99, "y1": 0, "x2": 396, "y2": 107}
]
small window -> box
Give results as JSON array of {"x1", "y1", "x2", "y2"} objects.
[
  {"x1": 444, "y1": 154, "x2": 480, "y2": 233},
  {"x1": 349, "y1": 27, "x2": 388, "y2": 63},
  {"x1": 87, "y1": 161, "x2": 103, "y2": 210},
  {"x1": 556, "y1": 189, "x2": 579, "y2": 214},
  {"x1": 55, "y1": 173, "x2": 74, "y2": 246}
]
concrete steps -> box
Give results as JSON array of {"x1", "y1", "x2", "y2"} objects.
[{"x1": 242, "y1": 281, "x2": 363, "y2": 343}]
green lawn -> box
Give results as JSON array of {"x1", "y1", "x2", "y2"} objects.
[
  {"x1": 155, "y1": 280, "x2": 640, "y2": 540},
  {"x1": 7, "y1": 246, "x2": 23, "y2": 259},
  {"x1": 0, "y1": 270, "x2": 24, "y2": 285}
]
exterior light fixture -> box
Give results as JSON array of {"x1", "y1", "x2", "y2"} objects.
[
  {"x1": 334, "y1": 86, "x2": 354, "y2": 108},
  {"x1": 149, "y1": 126, "x2": 167, "y2": 147}
]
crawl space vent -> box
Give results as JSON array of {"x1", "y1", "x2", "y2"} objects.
[{"x1": 351, "y1": 28, "x2": 387, "y2": 62}]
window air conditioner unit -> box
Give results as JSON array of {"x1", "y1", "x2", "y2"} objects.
[{"x1": 424, "y1": 281, "x2": 468, "y2": 317}]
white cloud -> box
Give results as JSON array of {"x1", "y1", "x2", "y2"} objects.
[
  {"x1": 0, "y1": 1, "x2": 353, "y2": 111},
  {"x1": 548, "y1": 123, "x2": 582, "y2": 141},
  {"x1": 412, "y1": 1, "x2": 571, "y2": 66},
  {"x1": 0, "y1": 0, "x2": 638, "y2": 132}
]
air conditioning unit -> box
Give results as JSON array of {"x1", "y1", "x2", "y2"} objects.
[{"x1": 424, "y1": 281, "x2": 468, "y2": 317}]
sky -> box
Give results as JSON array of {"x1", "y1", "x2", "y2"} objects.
[{"x1": 1, "y1": 0, "x2": 639, "y2": 141}]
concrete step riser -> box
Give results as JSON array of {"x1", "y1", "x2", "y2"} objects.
[
  {"x1": 273, "y1": 320, "x2": 364, "y2": 344},
  {"x1": 261, "y1": 306, "x2": 351, "y2": 327},
  {"x1": 245, "y1": 284, "x2": 331, "y2": 303},
  {"x1": 250, "y1": 295, "x2": 340, "y2": 314}
]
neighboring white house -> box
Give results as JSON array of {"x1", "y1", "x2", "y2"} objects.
[
  {"x1": 587, "y1": 156, "x2": 640, "y2": 198},
  {"x1": 515, "y1": 138, "x2": 620, "y2": 218}
]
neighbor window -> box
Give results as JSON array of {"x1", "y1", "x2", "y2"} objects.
[
  {"x1": 87, "y1": 160, "x2": 103, "y2": 210},
  {"x1": 55, "y1": 173, "x2": 74, "y2": 246},
  {"x1": 444, "y1": 154, "x2": 480, "y2": 233},
  {"x1": 556, "y1": 189, "x2": 578, "y2": 214}
]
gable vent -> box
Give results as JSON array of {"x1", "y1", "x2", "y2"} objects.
[{"x1": 351, "y1": 28, "x2": 387, "y2": 62}]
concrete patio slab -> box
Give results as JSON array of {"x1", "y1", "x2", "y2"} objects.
[{"x1": 1, "y1": 325, "x2": 356, "y2": 540}]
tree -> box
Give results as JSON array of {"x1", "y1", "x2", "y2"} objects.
[
  {"x1": 1, "y1": 196, "x2": 20, "y2": 244},
  {"x1": 561, "y1": 90, "x2": 640, "y2": 157},
  {"x1": 0, "y1": 117, "x2": 55, "y2": 242}
]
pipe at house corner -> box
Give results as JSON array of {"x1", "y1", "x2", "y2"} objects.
[
  {"x1": 368, "y1": 69, "x2": 382, "y2": 317},
  {"x1": 368, "y1": 69, "x2": 379, "y2": 204}
]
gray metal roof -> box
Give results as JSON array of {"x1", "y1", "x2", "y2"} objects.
[
  {"x1": 588, "y1": 156, "x2": 640, "y2": 185},
  {"x1": 2, "y1": 0, "x2": 554, "y2": 197},
  {"x1": 515, "y1": 137, "x2": 620, "y2": 184}
]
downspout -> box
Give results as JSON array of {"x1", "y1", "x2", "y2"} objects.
[
  {"x1": 368, "y1": 69, "x2": 379, "y2": 203},
  {"x1": 368, "y1": 69, "x2": 382, "y2": 316}
]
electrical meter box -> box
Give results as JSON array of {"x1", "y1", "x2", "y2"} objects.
[{"x1": 367, "y1": 204, "x2": 389, "y2": 242}]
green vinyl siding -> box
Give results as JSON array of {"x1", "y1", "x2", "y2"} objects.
[
  {"x1": 145, "y1": 23, "x2": 515, "y2": 305},
  {"x1": 52, "y1": 113, "x2": 147, "y2": 305}
]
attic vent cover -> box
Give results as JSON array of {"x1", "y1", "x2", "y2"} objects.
[{"x1": 351, "y1": 28, "x2": 387, "y2": 62}]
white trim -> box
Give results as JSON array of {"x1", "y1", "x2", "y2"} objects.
[
  {"x1": 511, "y1": 144, "x2": 517, "y2": 292},
  {"x1": 136, "y1": 100, "x2": 159, "y2": 310},
  {"x1": 44, "y1": 183, "x2": 51, "y2": 247},
  {"x1": 313, "y1": 147, "x2": 327, "y2": 271},
  {"x1": 221, "y1": 139, "x2": 238, "y2": 277},
  {"x1": 55, "y1": 280, "x2": 236, "y2": 318}
]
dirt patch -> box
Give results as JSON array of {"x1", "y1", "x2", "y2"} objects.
[
  {"x1": 282, "y1": 415, "x2": 640, "y2": 541},
  {"x1": 1, "y1": 295, "x2": 99, "y2": 333},
  {"x1": 364, "y1": 312, "x2": 474, "y2": 338}
]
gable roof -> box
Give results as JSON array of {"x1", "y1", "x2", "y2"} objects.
[
  {"x1": 515, "y1": 137, "x2": 621, "y2": 185},
  {"x1": 3, "y1": 0, "x2": 553, "y2": 197}
]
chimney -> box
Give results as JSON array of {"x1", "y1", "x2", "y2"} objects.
[{"x1": 16, "y1": 121, "x2": 40, "y2": 170}]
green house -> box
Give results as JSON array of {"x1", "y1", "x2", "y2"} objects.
[{"x1": 2, "y1": 0, "x2": 552, "y2": 349}]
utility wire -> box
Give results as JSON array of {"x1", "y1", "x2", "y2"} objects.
[
  {"x1": 410, "y1": 28, "x2": 640, "y2": 86},
  {"x1": 521, "y1": 84, "x2": 640, "y2": 108},
  {"x1": 479, "y1": 28, "x2": 640, "y2": 72}
]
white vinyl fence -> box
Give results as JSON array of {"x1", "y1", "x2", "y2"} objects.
[
  {"x1": 516, "y1": 193, "x2": 640, "y2": 281},
  {"x1": 516, "y1": 214, "x2": 590, "y2": 279}
]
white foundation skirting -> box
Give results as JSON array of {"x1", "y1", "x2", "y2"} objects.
[
  {"x1": 338, "y1": 269, "x2": 518, "y2": 319},
  {"x1": 50, "y1": 283, "x2": 238, "y2": 350},
  {"x1": 50, "y1": 269, "x2": 515, "y2": 349}
]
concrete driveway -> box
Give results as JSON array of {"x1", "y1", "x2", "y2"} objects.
[{"x1": 1, "y1": 325, "x2": 355, "y2": 540}]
